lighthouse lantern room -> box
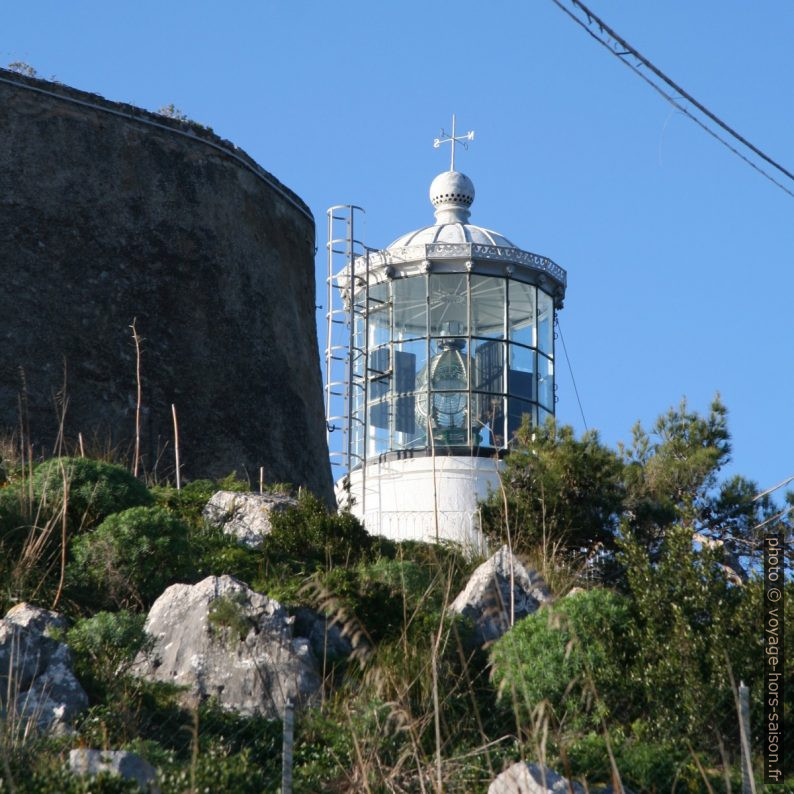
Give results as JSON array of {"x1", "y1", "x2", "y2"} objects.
[{"x1": 324, "y1": 122, "x2": 567, "y2": 550}]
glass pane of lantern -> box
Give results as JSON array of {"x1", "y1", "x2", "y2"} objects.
[
  {"x1": 538, "y1": 406, "x2": 554, "y2": 427},
  {"x1": 473, "y1": 339, "x2": 504, "y2": 394},
  {"x1": 538, "y1": 289, "x2": 554, "y2": 356},
  {"x1": 351, "y1": 344, "x2": 364, "y2": 382},
  {"x1": 369, "y1": 398, "x2": 390, "y2": 431},
  {"x1": 509, "y1": 281, "x2": 536, "y2": 348},
  {"x1": 508, "y1": 344, "x2": 535, "y2": 400},
  {"x1": 368, "y1": 346, "x2": 390, "y2": 402},
  {"x1": 394, "y1": 337, "x2": 426, "y2": 389},
  {"x1": 367, "y1": 422, "x2": 390, "y2": 459},
  {"x1": 393, "y1": 349, "x2": 417, "y2": 438},
  {"x1": 393, "y1": 275, "x2": 427, "y2": 340},
  {"x1": 473, "y1": 393, "x2": 505, "y2": 448},
  {"x1": 508, "y1": 398, "x2": 535, "y2": 441},
  {"x1": 367, "y1": 281, "x2": 391, "y2": 349},
  {"x1": 471, "y1": 336, "x2": 503, "y2": 449},
  {"x1": 471, "y1": 275, "x2": 505, "y2": 339},
  {"x1": 429, "y1": 274, "x2": 468, "y2": 338},
  {"x1": 424, "y1": 340, "x2": 469, "y2": 447},
  {"x1": 538, "y1": 353, "x2": 554, "y2": 410},
  {"x1": 430, "y1": 391, "x2": 469, "y2": 447},
  {"x1": 351, "y1": 383, "x2": 365, "y2": 465},
  {"x1": 353, "y1": 311, "x2": 365, "y2": 358},
  {"x1": 351, "y1": 422, "x2": 364, "y2": 467}
]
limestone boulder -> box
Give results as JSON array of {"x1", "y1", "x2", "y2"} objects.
[
  {"x1": 489, "y1": 763, "x2": 584, "y2": 793},
  {"x1": 4, "y1": 602, "x2": 68, "y2": 634},
  {"x1": 292, "y1": 606, "x2": 353, "y2": 664},
  {"x1": 203, "y1": 490, "x2": 297, "y2": 548},
  {"x1": 133, "y1": 575, "x2": 320, "y2": 719},
  {"x1": 449, "y1": 546, "x2": 551, "y2": 645},
  {"x1": 0, "y1": 603, "x2": 88, "y2": 733},
  {"x1": 488, "y1": 762, "x2": 632, "y2": 794},
  {"x1": 69, "y1": 749, "x2": 159, "y2": 792}
]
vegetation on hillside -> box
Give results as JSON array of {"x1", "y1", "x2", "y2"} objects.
[{"x1": 0, "y1": 397, "x2": 791, "y2": 792}]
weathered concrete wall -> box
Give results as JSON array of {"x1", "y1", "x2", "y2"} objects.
[{"x1": 0, "y1": 68, "x2": 333, "y2": 502}]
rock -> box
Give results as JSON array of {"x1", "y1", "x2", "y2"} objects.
[
  {"x1": 133, "y1": 575, "x2": 321, "y2": 719},
  {"x1": 203, "y1": 490, "x2": 297, "y2": 548},
  {"x1": 69, "y1": 749, "x2": 159, "y2": 792},
  {"x1": 488, "y1": 762, "x2": 633, "y2": 794},
  {"x1": 0, "y1": 603, "x2": 88, "y2": 733},
  {"x1": 4, "y1": 602, "x2": 68, "y2": 635},
  {"x1": 449, "y1": 546, "x2": 551, "y2": 645},
  {"x1": 292, "y1": 606, "x2": 352, "y2": 663},
  {"x1": 488, "y1": 762, "x2": 584, "y2": 793}
]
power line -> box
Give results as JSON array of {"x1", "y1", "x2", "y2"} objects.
[
  {"x1": 550, "y1": 0, "x2": 794, "y2": 200},
  {"x1": 754, "y1": 475, "x2": 794, "y2": 502},
  {"x1": 556, "y1": 316, "x2": 588, "y2": 432}
]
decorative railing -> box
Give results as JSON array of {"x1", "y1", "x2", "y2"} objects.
[{"x1": 355, "y1": 242, "x2": 567, "y2": 287}]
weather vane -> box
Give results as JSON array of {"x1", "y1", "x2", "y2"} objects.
[{"x1": 433, "y1": 114, "x2": 475, "y2": 171}]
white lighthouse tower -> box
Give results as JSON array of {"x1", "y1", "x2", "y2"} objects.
[{"x1": 325, "y1": 120, "x2": 567, "y2": 550}]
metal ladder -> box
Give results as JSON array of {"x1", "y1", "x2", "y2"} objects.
[{"x1": 324, "y1": 205, "x2": 368, "y2": 505}]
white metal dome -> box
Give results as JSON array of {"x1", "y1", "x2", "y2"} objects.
[
  {"x1": 387, "y1": 222, "x2": 516, "y2": 248},
  {"x1": 387, "y1": 170, "x2": 516, "y2": 249}
]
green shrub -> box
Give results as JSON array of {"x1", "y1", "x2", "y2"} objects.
[
  {"x1": 33, "y1": 457, "x2": 152, "y2": 529},
  {"x1": 314, "y1": 566, "x2": 406, "y2": 646},
  {"x1": 158, "y1": 745, "x2": 271, "y2": 794},
  {"x1": 70, "y1": 506, "x2": 190, "y2": 608},
  {"x1": 565, "y1": 729, "x2": 693, "y2": 792},
  {"x1": 187, "y1": 520, "x2": 263, "y2": 585},
  {"x1": 215, "y1": 472, "x2": 250, "y2": 493},
  {"x1": 363, "y1": 557, "x2": 433, "y2": 606},
  {"x1": 67, "y1": 611, "x2": 149, "y2": 698},
  {"x1": 208, "y1": 592, "x2": 252, "y2": 641},
  {"x1": 490, "y1": 588, "x2": 637, "y2": 731},
  {"x1": 264, "y1": 491, "x2": 372, "y2": 568},
  {"x1": 481, "y1": 418, "x2": 625, "y2": 555},
  {"x1": 0, "y1": 484, "x2": 25, "y2": 550},
  {"x1": 616, "y1": 525, "x2": 785, "y2": 747},
  {"x1": 152, "y1": 479, "x2": 216, "y2": 529},
  {"x1": 0, "y1": 458, "x2": 150, "y2": 608},
  {"x1": 5, "y1": 763, "x2": 140, "y2": 793}
]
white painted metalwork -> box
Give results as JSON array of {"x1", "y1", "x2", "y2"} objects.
[
  {"x1": 324, "y1": 205, "x2": 367, "y2": 479},
  {"x1": 433, "y1": 114, "x2": 475, "y2": 171}
]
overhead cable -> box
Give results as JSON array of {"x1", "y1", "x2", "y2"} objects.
[
  {"x1": 550, "y1": 0, "x2": 794, "y2": 199},
  {"x1": 753, "y1": 475, "x2": 794, "y2": 502}
]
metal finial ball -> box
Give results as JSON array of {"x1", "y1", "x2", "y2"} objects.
[{"x1": 429, "y1": 171, "x2": 475, "y2": 209}]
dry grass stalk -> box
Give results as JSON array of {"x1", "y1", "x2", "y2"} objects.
[
  {"x1": 171, "y1": 403, "x2": 181, "y2": 490},
  {"x1": 429, "y1": 417, "x2": 439, "y2": 544},
  {"x1": 715, "y1": 731, "x2": 733, "y2": 794},
  {"x1": 130, "y1": 318, "x2": 143, "y2": 478},
  {"x1": 494, "y1": 454, "x2": 515, "y2": 626},
  {"x1": 725, "y1": 662, "x2": 757, "y2": 794},
  {"x1": 299, "y1": 578, "x2": 374, "y2": 672},
  {"x1": 430, "y1": 573, "x2": 454, "y2": 794},
  {"x1": 1, "y1": 629, "x2": 52, "y2": 756},
  {"x1": 50, "y1": 459, "x2": 69, "y2": 609}
]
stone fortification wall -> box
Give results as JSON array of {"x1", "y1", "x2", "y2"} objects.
[{"x1": 0, "y1": 68, "x2": 333, "y2": 502}]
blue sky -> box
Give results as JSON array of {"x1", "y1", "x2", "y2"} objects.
[{"x1": 4, "y1": 1, "x2": 793, "y2": 495}]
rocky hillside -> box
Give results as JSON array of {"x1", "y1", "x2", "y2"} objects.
[{"x1": 0, "y1": 432, "x2": 789, "y2": 791}]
